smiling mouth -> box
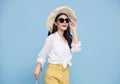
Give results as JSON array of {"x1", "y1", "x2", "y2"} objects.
[{"x1": 62, "y1": 25, "x2": 67, "y2": 27}]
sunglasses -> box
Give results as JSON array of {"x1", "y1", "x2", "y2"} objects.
[{"x1": 57, "y1": 18, "x2": 70, "y2": 23}]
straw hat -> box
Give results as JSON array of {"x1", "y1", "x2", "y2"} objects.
[{"x1": 46, "y1": 6, "x2": 77, "y2": 33}]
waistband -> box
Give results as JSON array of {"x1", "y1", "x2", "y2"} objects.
[{"x1": 48, "y1": 63, "x2": 69, "y2": 70}]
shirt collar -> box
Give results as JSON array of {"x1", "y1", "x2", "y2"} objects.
[
  {"x1": 55, "y1": 32, "x2": 62, "y2": 40},
  {"x1": 55, "y1": 32, "x2": 68, "y2": 44}
]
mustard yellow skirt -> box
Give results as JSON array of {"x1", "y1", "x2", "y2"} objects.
[{"x1": 45, "y1": 64, "x2": 70, "y2": 84}]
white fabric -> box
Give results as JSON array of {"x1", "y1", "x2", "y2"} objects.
[{"x1": 37, "y1": 32, "x2": 81, "y2": 69}]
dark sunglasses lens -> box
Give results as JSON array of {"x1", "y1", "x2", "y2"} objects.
[
  {"x1": 59, "y1": 18, "x2": 64, "y2": 23},
  {"x1": 65, "y1": 18, "x2": 69, "y2": 23},
  {"x1": 58, "y1": 18, "x2": 70, "y2": 23}
]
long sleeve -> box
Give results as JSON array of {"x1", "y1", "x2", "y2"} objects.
[
  {"x1": 37, "y1": 35, "x2": 53, "y2": 67},
  {"x1": 71, "y1": 40, "x2": 82, "y2": 53}
]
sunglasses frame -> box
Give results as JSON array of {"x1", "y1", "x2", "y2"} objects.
[{"x1": 57, "y1": 18, "x2": 70, "y2": 23}]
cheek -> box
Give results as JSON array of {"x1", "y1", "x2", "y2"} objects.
[{"x1": 56, "y1": 22, "x2": 62, "y2": 27}]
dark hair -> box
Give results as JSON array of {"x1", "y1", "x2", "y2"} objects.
[{"x1": 48, "y1": 13, "x2": 73, "y2": 49}]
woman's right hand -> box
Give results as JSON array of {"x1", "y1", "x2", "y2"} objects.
[{"x1": 33, "y1": 62, "x2": 42, "y2": 80}]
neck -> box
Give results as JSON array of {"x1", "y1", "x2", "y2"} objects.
[{"x1": 57, "y1": 30, "x2": 64, "y2": 38}]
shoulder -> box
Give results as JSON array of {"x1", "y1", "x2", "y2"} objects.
[{"x1": 45, "y1": 32, "x2": 56, "y2": 42}]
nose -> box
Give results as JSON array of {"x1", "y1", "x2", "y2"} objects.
[
  {"x1": 63, "y1": 21, "x2": 67, "y2": 24},
  {"x1": 64, "y1": 20, "x2": 68, "y2": 24}
]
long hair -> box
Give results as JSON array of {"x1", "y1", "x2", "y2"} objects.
[{"x1": 48, "y1": 13, "x2": 73, "y2": 49}]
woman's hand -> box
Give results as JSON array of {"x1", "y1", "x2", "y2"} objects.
[
  {"x1": 69, "y1": 20, "x2": 79, "y2": 44},
  {"x1": 33, "y1": 62, "x2": 42, "y2": 80},
  {"x1": 69, "y1": 20, "x2": 77, "y2": 31}
]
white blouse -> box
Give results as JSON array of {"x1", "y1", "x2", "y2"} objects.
[{"x1": 37, "y1": 32, "x2": 81, "y2": 69}]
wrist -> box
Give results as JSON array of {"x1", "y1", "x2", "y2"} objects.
[
  {"x1": 36, "y1": 62, "x2": 42, "y2": 68},
  {"x1": 72, "y1": 29, "x2": 77, "y2": 34},
  {"x1": 36, "y1": 64, "x2": 42, "y2": 71}
]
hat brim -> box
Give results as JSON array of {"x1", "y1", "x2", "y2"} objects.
[{"x1": 46, "y1": 6, "x2": 77, "y2": 33}]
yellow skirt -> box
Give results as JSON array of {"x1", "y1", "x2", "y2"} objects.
[{"x1": 45, "y1": 64, "x2": 70, "y2": 84}]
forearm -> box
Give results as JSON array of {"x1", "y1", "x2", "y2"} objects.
[
  {"x1": 34, "y1": 62, "x2": 42, "y2": 80},
  {"x1": 36, "y1": 62, "x2": 42, "y2": 69},
  {"x1": 72, "y1": 29, "x2": 79, "y2": 44}
]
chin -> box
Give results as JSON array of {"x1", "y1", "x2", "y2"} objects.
[{"x1": 62, "y1": 27, "x2": 68, "y2": 31}]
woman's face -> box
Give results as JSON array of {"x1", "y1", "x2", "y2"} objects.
[{"x1": 55, "y1": 14, "x2": 70, "y2": 32}]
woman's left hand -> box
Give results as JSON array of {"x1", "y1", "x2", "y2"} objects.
[{"x1": 69, "y1": 20, "x2": 77, "y2": 31}]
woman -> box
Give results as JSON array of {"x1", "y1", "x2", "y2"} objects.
[{"x1": 34, "y1": 6, "x2": 82, "y2": 84}]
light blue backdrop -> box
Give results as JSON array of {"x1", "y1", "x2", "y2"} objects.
[{"x1": 1, "y1": 0, "x2": 120, "y2": 84}]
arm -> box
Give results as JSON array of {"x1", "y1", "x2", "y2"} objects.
[
  {"x1": 34, "y1": 62, "x2": 42, "y2": 80},
  {"x1": 34, "y1": 35, "x2": 53, "y2": 80},
  {"x1": 69, "y1": 20, "x2": 82, "y2": 52},
  {"x1": 72, "y1": 28, "x2": 79, "y2": 44}
]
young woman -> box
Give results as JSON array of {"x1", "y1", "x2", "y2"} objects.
[{"x1": 34, "y1": 6, "x2": 82, "y2": 84}]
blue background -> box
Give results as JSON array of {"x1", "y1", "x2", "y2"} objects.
[{"x1": 0, "y1": 0, "x2": 120, "y2": 84}]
